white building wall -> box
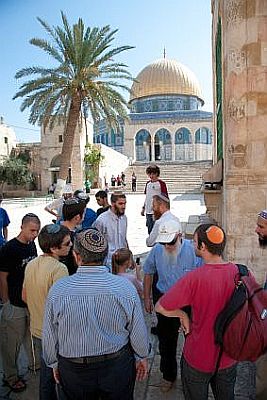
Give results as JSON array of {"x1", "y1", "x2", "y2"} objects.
[{"x1": 0, "y1": 118, "x2": 17, "y2": 162}]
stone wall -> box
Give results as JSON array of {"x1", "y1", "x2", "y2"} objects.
[
  {"x1": 39, "y1": 119, "x2": 93, "y2": 193},
  {"x1": 212, "y1": 0, "x2": 267, "y2": 284}
]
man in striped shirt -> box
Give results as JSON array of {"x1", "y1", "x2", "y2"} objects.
[{"x1": 42, "y1": 229, "x2": 149, "y2": 400}]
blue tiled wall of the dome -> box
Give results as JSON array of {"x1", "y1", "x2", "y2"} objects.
[
  {"x1": 129, "y1": 110, "x2": 212, "y2": 121},
  {"x1": 130, "y1": 95, "x2": 202, "y2": 113}
]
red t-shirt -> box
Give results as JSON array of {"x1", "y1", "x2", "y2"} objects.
[{"x1": 159, "y1": 262, "x2": 238, "y2": 372}]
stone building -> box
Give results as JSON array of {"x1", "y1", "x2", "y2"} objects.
[
  {"x1": 205, "y1": 0, "x2": 267, "y2": 284},
  {"x1": 39, "y1": 119, "x2": 92, "y2": 193},
  {"x1": 0, "y1": 117, "x2": 16, "y2": 162},
  {"x1": 94, "y1": 57, "x2": 213, "y2": 163}
]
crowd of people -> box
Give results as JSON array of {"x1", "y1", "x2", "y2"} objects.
[{"x1": 0, "y1": 164, "x2": 266, "y2": 400}]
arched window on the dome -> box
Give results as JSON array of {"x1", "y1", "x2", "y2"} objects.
[
  {"x1": 154, "y1": 129, "x2": 172, "y2": 161},
  {"x1": 195, "y1": 127, "x2": 212, "y2": 144},
  {"x1": 135, "y1": 129, "x2": 151, "y2": 161},
  {"x1": 175, "y1": 128, "x2": 192, "y2": 144}
]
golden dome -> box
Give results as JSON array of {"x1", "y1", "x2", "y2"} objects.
[{"x1": 129, "y1": 58, "x2": 203, "y2": 104}]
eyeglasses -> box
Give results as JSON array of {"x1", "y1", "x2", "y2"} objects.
[
  {"x1": 159, "y1": 235, "x2": 178, "y2": 246},
  {"x1": 46, "y1": 224, "x2": 61, "y2": 234}
]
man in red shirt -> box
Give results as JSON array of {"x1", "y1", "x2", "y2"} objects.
[{"x1": 155, "y1": 224, "x2": 237, "y2": 400}]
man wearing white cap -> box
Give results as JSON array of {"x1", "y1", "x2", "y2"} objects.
[
  {"x1": 255, "y1": 210, "x2": 267, "y2": 400},
  {"x1": 44, "y1": 184, "x2": 73, "y2": 222},
  {"x1": 146, "y1": 193, "x2": 180, "y2": 247},
  {"x1": 143, "y1": 219, "x2": 202, "y2": 392}
]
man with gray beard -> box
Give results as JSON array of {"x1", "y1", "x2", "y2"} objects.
[
  {"x1": 143, "y1": 219, "x2": 202, "y2": 393},
  {"x1": 255, "y1": 210, "x2": 267, "y2": 400}
]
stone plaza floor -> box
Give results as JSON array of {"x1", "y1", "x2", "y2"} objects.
[{"x1": 0, "y1": 193, "x2": 256, "y2": 399}]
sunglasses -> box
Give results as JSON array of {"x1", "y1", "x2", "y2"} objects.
[
  {"x1": 61, "y1": 240, "x2": 71, "y2": 247},
  {"x1": 159, "y1": 235, "x2": 178, "y2": 246},
  {"x1": 46, "y1": 224, "x2": 61, "y2": 234}
]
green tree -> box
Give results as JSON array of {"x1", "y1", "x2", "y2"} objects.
[
  {"x1": 0, "y1": 157, "x2": 33, "y2": 194},
  {"x1": 13, "y1": 12, "x2": 134, "y2": 196},
  {"x1": 84, "y1": 144, "x2": 104, "y2": 186}
]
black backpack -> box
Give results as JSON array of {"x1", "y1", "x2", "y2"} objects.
[{"x1": 214, "y1": 264, "x2": 267, "y2": 363}]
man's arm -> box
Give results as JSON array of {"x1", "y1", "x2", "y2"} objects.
[
  {"x1": 127, "y1": 287, "x2": 149, "y2": 364},
  {"x1": 44, "y1": 205, "x2": 59, "y2": 218},
  {"x1": 143, "y1": 274, "x2": 153, "y2": 313},
  {"x1": 0, "y1": 272, "x2": 9, "y2": 303},
  {"x1": 3, "y1": 226, "x2": 8, "y2": 242},
  {"x1": 146, "y1": 221, "x2": 159, "y2": 247},
  {"x1": 42, "y1": 293, "x2": 59, "y2": 369},
  {"x1": 21, "y1": 287, "x2": 27, "y2": 303},
  {"x1": 155, "y1": 301, "x2": 190, "y2": 335}
]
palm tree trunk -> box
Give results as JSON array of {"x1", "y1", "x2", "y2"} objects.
[{"x1": 55, "y1": 93, "x2": 82, "y2": 197}]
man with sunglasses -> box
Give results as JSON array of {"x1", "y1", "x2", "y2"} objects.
[
  {"x1": 0, "y1": 213, "x2": 40, "y2": 393},
  {"x1": 22, "y1": 224, "x2": 70, "y2": 400},
  {"x1": 143, "y1": 219, "x2": 201, "y2": 393}
]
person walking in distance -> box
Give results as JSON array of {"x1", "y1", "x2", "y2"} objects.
[{"x1": 131, "y1": 172, "x2": 137, "y2": 192}]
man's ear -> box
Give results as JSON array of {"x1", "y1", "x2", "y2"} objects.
[
  {"x1": 50, "y1": 246, "x2": 58, "y2": 256},
  {"x1": 73, "y1": 249, "x2": 82, "y2": 266}
]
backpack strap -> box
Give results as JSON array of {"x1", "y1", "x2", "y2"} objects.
[{"x1": 236, "y1": 264, "x2": 249, "y2": 277}]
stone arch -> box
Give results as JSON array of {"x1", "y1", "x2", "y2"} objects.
[
  {"x1": 195, "y1": 127, "x2": 212, "y2": 144},
  {"x1": 135, "y1": 129, "x2": 152, "y2": 161},
  {"x1": 175, "y1": 127, "x2": 193, "y2": 161},
  {"x1": 195, "y1": 127, "x2": 213, "y2": 161},
  {"x1": 154, "y1": 128, "x2": 172, "y2": 161},
  {"x1": 49, "y1": 154, "x2": 71, "y2": 183}
]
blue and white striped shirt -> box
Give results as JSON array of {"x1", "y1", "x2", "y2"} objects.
[{"x1": 42, "y1": 266, "x2": 149, "y2": 368}]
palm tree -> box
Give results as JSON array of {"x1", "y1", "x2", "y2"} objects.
[{"x1": 13, "y1": 12, "x2": 134, "y2": 195}]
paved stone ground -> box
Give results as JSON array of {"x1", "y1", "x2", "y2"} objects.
[{"x1": 0, "y1": 193, "x2": 256, "y2": 399}]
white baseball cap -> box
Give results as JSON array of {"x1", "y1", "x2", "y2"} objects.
[{"x1": 156, "y1": 219, "x2": 182, "y2": 243}]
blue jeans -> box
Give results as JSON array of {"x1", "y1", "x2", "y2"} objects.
[
  {"x1": 181, "y1": 356, "x2": 237, "y2": 400},
  {"x1": 146, "y1": 214, "x2": 154, "y2": 234}
]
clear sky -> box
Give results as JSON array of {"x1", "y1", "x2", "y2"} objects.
[{"x1": 0, "y1": 0, "x2": 212, "y2": 143}]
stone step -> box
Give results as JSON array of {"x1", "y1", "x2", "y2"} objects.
[{"x1": 121, "y1": 161, "x2": 212, "y2": 193}]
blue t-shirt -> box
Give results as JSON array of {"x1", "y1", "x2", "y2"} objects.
[
  {"x1": 143, "y1": 239, "x2": 203, "y2": 293},
  {"x1": 82, "y1": 208, "x2": 97, "y2": 229},
  {"x1": 0, "y1": 207, "x2": 10, "y2": 246}
]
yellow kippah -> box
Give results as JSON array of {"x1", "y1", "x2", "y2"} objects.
[{"x1": 206, "y1": 226, "x2": 224, "y2": 244}]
